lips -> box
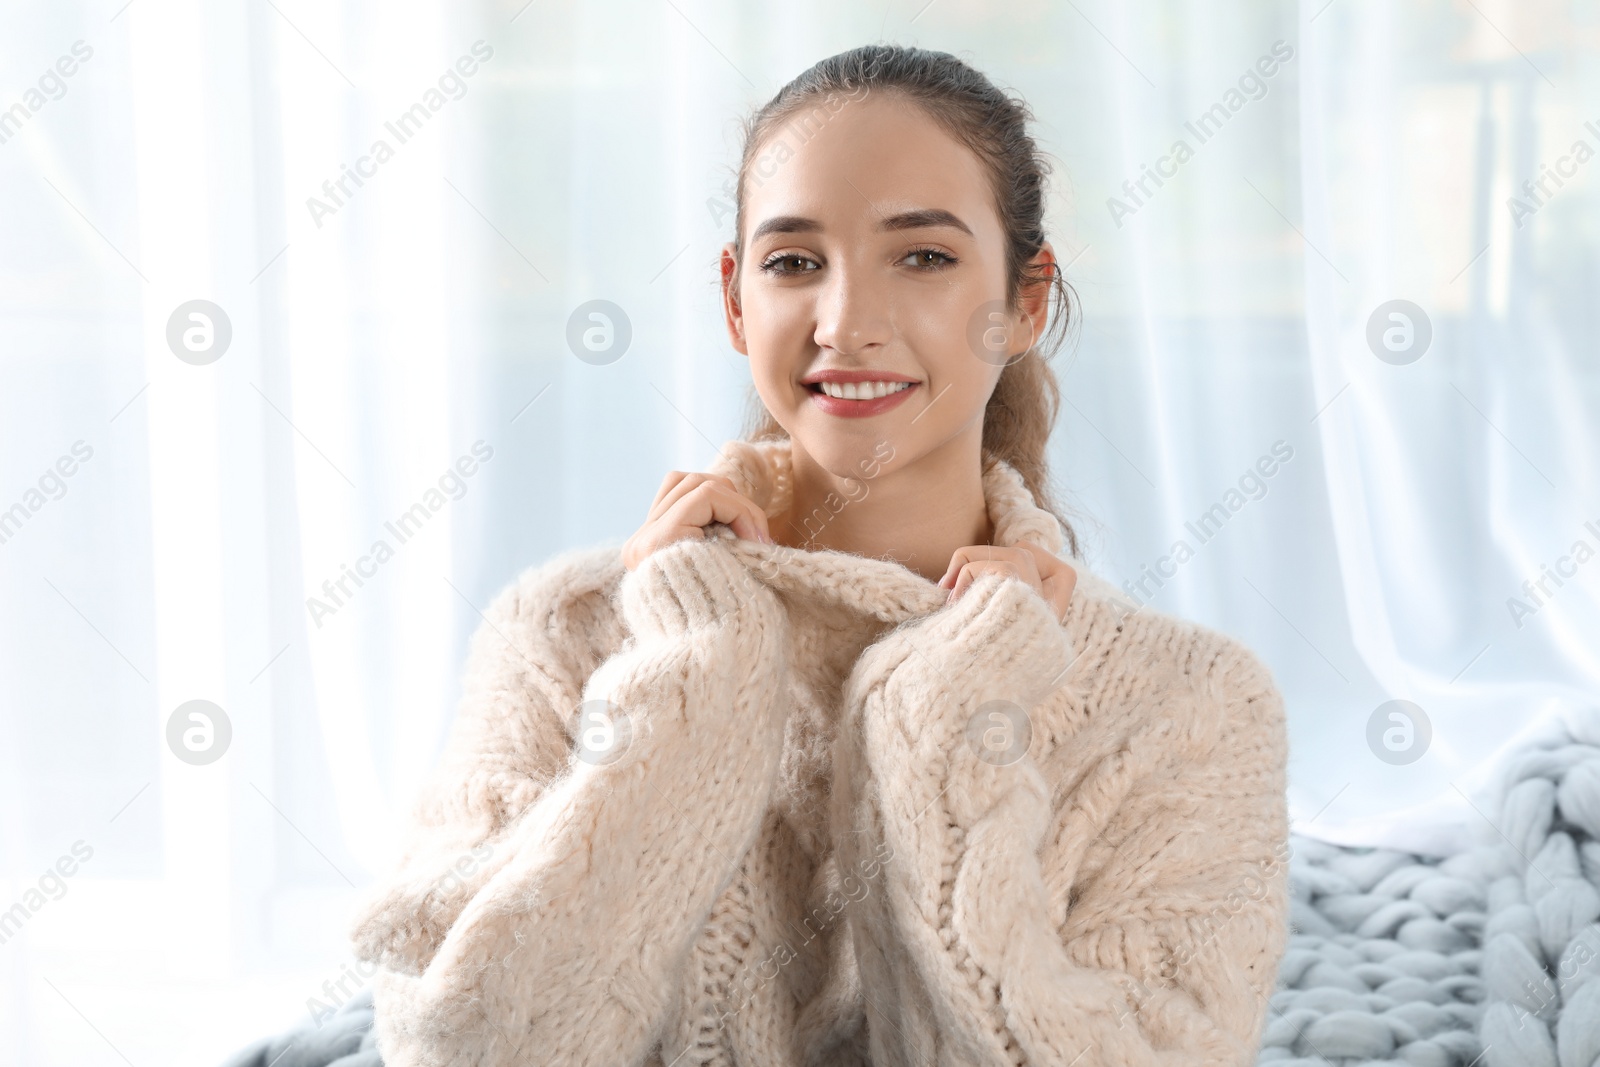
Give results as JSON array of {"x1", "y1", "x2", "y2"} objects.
[{"x1": 803, "y1": 380, "x2": 919, "y2": 418}]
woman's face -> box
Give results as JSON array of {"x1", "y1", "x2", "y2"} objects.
[{"x1": 721, "y1": 92, "x2": 1052, "y2": 481}]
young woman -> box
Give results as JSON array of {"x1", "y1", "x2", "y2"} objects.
[{"x1": 345, "y1": 43, "x2": 1291, "y2": 1067}]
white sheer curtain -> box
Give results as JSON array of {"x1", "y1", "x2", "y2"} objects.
[
  {"x1": 1071, "y1": 2, "x2": 1599, "y2": 856},
  {"x1": 1, "y1": 0, "x2": 1595, "y2": 1062}
]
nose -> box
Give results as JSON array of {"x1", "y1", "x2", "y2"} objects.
[{"x1": 812, "y1": 259, "x2": 893, "y2": 356}]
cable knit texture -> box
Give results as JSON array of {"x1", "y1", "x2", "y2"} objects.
[{"x1": 347, "y1": 435, "x2": 1293, "y2": 1067}]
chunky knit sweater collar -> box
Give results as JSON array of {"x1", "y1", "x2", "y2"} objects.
[
  {"x1": 697, "y1": 435, "x2": 1130, "y2": 626},
  {"x1": 351, "y1": 436, "x2": 1292, "y2": 1067}
]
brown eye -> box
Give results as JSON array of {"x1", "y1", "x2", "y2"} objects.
[
  {"x1": 760, "y1": 254, "x2": 819, "y2": 275},
  {"x1": 903, "y1": 248, "x2": 957, "y2": 270}
]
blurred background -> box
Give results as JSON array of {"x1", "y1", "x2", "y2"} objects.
[{"x1": 1, "y1": 0, "x2": 1596, "y2": 1063}]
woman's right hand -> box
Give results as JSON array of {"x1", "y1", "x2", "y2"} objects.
[{"x1": 622, "y1": 471, "x2": 775, "y2": 571}]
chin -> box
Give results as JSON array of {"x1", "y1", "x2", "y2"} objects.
[{"x1": 790, "y1": 423, "x2": 906, "y2": 483}]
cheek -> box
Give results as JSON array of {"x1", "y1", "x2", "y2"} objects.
[
  {"x1": 899, "y1": 282, "x2": 1007, "y2": 405},
  {"x1": 750, "y1": 362, "x2": 795, "y2": 416},
  {"x1": 741, "y1": 299, "x2": 811, "y2": 420},
  {"x1": 741, "y1": 283, "x2": 811, "y2": 354},
  {"x1": 923, "y1": 343, "x2": 1002, "y2": 428}
]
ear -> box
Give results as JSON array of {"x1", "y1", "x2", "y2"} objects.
[
  {"x1": 720, "y1": 242, "x2": 748, "y2": 356},
  {"x1": 1017, "y1": 242, "x2": 1057, "y2": 350}
]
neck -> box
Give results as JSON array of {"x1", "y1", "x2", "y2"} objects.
[{"x1": 773, "y1": 425, "x2": 993, "y2": 584}]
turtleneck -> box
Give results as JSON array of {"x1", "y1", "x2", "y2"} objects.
[{"x1": 701, "y1": 433, "x2": 1136, "y2": 627}]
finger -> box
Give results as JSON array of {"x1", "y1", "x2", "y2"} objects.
[
  {"x1": 728, "y1": 489, "x2": 773, "y2": 545},
  {"x1": 651, "y1": 475, "x2": 761, "y2": 543},
  {"x1": 1011, "y1": 540, "x2": 1077, "y2": 621},
  {"x1": 648, "y1": 471, "x2": 730, "y2": 522},
  {"x1": 948, "y1": 560, "x2": 1022, "y2": 601},
  {"x1": 646, "y1": 471, "x2": 701, "y2": 523},
  {"x1": 939, "y1": 546, "x2": 992, "y2": 587},
  {"x1": 664, "y1": 482, "x2": 772, "y2": 544},
  {"x1": 1012, "y1": 539, "x2": 1053, "y2": 570},
  {"x1": 646, "y1": 467, "x2": 691, "y2": 505},
  {"x1": 1041, "y1": 564, "x2": 1079, "y2": 623},
  {"x1": 704, "y1": 481, "x2": 771, "y2": 544},
  {"x1": 939, "y1": 545, "x2": 1036, "y2": 589},
  {"x1": 950, "y1": 561, "x2": 1017, "y2": 600}
]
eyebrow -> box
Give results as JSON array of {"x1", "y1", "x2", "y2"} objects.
[{"x1": 749, "y1": 208, "x2": 973, "y2": 243}]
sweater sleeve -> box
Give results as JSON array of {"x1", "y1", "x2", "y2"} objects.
[
  {"x1": 348, "y1": 550, "x2": 615, "y2": 977},
  {"x1": 363, "y1": 537, "x2": 793, "y2": 1067},
  {"x1": 831, "y1": 572, "x2": 1291, "y2": 1067}
]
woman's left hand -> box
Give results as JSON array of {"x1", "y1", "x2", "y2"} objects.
[{"x1": 937, "y1": 540, "x2": 1077, "y2": 624}]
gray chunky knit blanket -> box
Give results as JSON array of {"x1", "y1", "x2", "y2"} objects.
[{"x1": 1262, "y1": 715, "x2": 1600, "y2": 1067}]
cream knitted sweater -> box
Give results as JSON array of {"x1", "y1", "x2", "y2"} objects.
[{"x1": 348, "y1": 435, "x2": 1292, "y2": 1067}]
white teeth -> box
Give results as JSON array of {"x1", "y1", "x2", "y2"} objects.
[{"x1": 817, "y1": 380, "x2": 913, "y2": 400}]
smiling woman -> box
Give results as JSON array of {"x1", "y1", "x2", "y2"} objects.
[{"x1": 311, "y1": 42, "x2": 1293, "y2": 1067}]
